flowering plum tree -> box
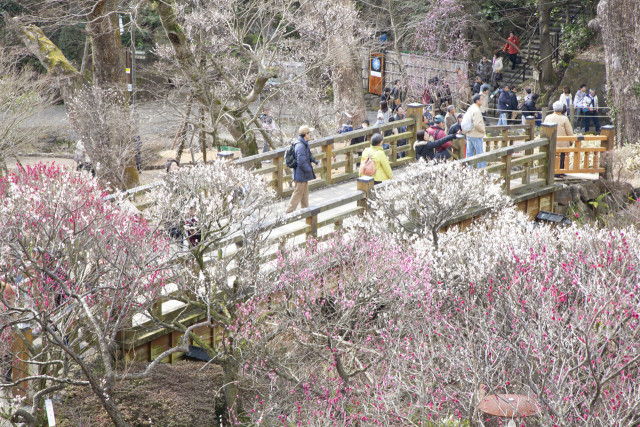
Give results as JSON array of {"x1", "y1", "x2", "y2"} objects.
[
  {"x1": 234, "y1": 234, "x2": 442, "y2": 425},
  {"x1": 0, "y1": 164, "x2": 192, "y2": 427},
  {"x1": 234, "y1": 202, "x2": 640, "y2": 425},
  {"x1": 426, "y1": 212, "x2": 640, "y2": 425},
  {"x1": 363, "y1": 160, "x2": 512, "y2": 249},
  {"x1": 145, "y1": 160, "x2": 279, "y2": 421},
  {"x1": 66, "y1": 86, "x2": 141, "y2": 190}
]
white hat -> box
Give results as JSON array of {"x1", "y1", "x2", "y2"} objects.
[{"x1": 298, "y1": 125, "x2": 314, "y2": 135}]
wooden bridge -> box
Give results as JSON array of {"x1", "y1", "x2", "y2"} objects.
[
  {"x1": 4, "y1": 106, "x2": 617, "y2": 388},
  {"x1": 109, "y1": 104, "x2": 615, "y2": 365}
]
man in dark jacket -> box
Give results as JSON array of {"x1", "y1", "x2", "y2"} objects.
[
  {"x1": 472, "y1": 76, "x2": 482, "y2": 95},
  {"x1": 285, "y1": 125, "x2": 319, "y2": 213},
  {"x1": 508, "y1": 86, "x2": 519, "y2": 124},
  {"x1": 497, "y1": 84, "x2": 511, "y2": 125},
  {"x1": 476, "y1": 56, "x2": 492, "y2": 85},
  {"x1": 447, "y1": 113, "x2": 464, "y2": 135}
]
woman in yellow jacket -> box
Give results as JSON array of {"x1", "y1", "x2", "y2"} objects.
[{"x1": 360, "y1": 133, "x2": 393, "y2": 184}]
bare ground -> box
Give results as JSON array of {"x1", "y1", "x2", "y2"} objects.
[{"x1": 54, "y1": 361, "x2": 225, "y2": 427}]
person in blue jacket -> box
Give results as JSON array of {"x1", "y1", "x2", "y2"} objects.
[
  {"x1": 497, "y1": 84, "x2": 511, "y2": 125},
  {"x1": 285, "y1": 125, "x2": 319, "y2": 213}
]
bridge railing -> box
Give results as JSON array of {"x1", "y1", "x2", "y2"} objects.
[
  {"x1": 555, "y1": 126, "x2": 614, "y2": 176},
  {"x1": 234, "y1": 105, "x2": 423, "y2": 197}
]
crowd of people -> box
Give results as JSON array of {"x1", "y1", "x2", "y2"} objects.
[{"x1": 282, "y1": 31, "x2": 606, "y2": 213}]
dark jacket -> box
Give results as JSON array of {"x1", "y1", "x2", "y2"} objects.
[
  {"x1": 509, "y1": 92, "x2": 519, "y2": 112},
  {"x1": 522, "y1": 96, "x2": 537, "y2": 113},
  {"x1": 415, "y1": 134, "x2": 456, "y2": 161},
  {"x1": 448, "y1": 122, "x2": 462, "y2": 135},
  {"x1": 350, "y1": 127, "x2": 367, "y2": 145},
  {"x1": 293, "y1": 136, "x2": 317, "y2": 182},
  {"x1": 498, "y1": 90, "x2": 511, "y2": 114},
  {"x1": 476, "y1": 60, "x2": 492, "y2": 82},
  {"x1": 472, "y1": 81, "x2": 482, "y2": 95}
]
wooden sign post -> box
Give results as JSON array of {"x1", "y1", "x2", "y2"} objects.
[{"x1": 368, "y1": 53, "x2": 384, "y2": 95}]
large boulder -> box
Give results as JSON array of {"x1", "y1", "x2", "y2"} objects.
[
  {"x1": 597, "y1": 180, "x2": 634, "y2": 206},
  {"x1": 577, "y1": 181, "x2": 602, "y2": 202}
]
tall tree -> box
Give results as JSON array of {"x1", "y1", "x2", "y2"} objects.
[
  {"x1": 538, "y1": 0, "x2": 556, "y2": 86},
  {"x1": 153, "y1": 0, "x2": 368, "y2": 155},
  {"x1": 594, "y1": 0, "x2": 640, "y2": 144},
  {"x1": 6, "y1": 1, "x2": 141, "y2": 188}
]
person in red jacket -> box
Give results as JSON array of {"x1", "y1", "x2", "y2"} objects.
[{"x1": 503, "y1": 31, "x2": 520, "y2": 70}]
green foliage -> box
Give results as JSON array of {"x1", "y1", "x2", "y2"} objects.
[
  {"x1": 120, "y1": 9, "x2": 163, "y2": 51},
  {"x1": 53, "y1": 25, "x2": 86, "y2": 64},
  {"x1": 633, "y1": 83, "x2": 640, "y2": 100},
  {"x1": 559, "y1": 16, "x2": 594, "y2": 59},
  {"x1": 0, "y1": 0, "x2": 24, "y2": 15}
]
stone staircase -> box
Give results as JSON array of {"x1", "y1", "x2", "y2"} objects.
[{"x1": 501, "y1": 2, "x2": 584, "y2": 87}]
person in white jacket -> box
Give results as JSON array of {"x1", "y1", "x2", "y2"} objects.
[
  {"x1": 572, "y1": 84, "x2": 587, "y2": 130},
  {"x1": 491, "y1": 51, "x2": 503, "y2": 89},
  {"x1": 559, "y1": 86, "x2": 572, "y2": 114}
]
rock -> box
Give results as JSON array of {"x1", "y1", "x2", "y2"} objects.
[
  {"x1": 555, "y1": 204, "x2": 569, "y2": 215},
  {"x1": 578, "y1": 181, "x2": 602, "y2": 202},
  {"x1": 597, "y1": 180, "x2": 634, "y2": 206},
  {"x1": 555, "y1": 185, "x2": 576, "y2": 205}
]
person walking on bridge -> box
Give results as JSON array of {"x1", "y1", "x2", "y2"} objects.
[{"x1": 285, "y1": 125, "x2": 319, "y2": 214}]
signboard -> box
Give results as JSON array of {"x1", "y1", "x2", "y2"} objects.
[
  {"x1": 368, "y1": 53, "x2": 384, "y2": 95},
  {"x1": 532, "y1": 70, "x2": 540, "y2": 81}
]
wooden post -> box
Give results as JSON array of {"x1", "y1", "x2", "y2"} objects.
[
  {"x1": 306, "y1": 212, "x2": 318, "y2": 239},
  {"x1": 455, "y1": 134, "x2": 466, "y2": 159},
  {"x1": 573, "y1": 137, "x2": 582, "y2": 172},
  {"x1": 151, "y1": 300, "x2": 163, "y2": 320},
  {"x1": 406, "y1": 103, "x2": 424, "y2": 159},
  {"x1": 501, "y1": 128, "x2": 510, "y2": 149},
  {"x1": 541, "y1": 107, "x2": 549, "y2": 122},
  {"x1": 501, "y1": 154, "x2": 512, "y2": 194},
  {"x1": 540, "y1": 123, "x2": 558, "y2": 185},
  {"x1": 200, "y1": 107, "x2": 207, "y2": 164},
  {"x1": 389, "y1": 139, "x2": 398, "y2": 164},
  {"x1": 525, "y1": 116, "x2": 536, "y2": 142},
  {"x1": 601, "y1": 125, "x2": 615, "y2": 179},
  {"x1": 345, "y1": 151, "x2": 353, "y2": 174},
  {"x1": 322, "y1": 143, "x2": 333, "y2": 185},
  {"x1": 357, "y1": 177, "x2": 375, "y2": 212},
  {"x1": 273, "y1": 154, "x2": 284, "y2": 196},
  {"x1": 11, "y1": 326, "x2": 33, "y2": 396}
]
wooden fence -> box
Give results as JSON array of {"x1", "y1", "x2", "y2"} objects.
[
  {"x1": 234, "y1": 103, "x2": 422, "y2": 197},
  {"x1": 555, "y1": 129, "x2": 614, "y2": 175}
]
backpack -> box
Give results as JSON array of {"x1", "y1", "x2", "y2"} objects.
[
  {"x1": 359, "y1": 154, "x2": 376, "y2": 177},
  {"x1": 461, "y1": 110, "x2": 474, "y2": 132},
  {"x1": 284, "y1": 141, "x2": 298, "y2": 169}
]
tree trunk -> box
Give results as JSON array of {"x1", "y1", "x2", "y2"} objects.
[
  {"x1": 538, "y1": 0, "x2": 556, "y2": 86},
  {"x1": 88, "y1": 0, "x2": 140, "y2": 188},
  {"x1": 222, "y1": 354, "x2": 242, "y2": 423},
  {"x1": 597, "y1": 0, "x2": 640, "y2": 145},
  {"x1": 329, "y1": 0, "x2": 366, "y2": 125},
  {"x1": 88, "y1": 0, "x2": 127, "y2": 91}
]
